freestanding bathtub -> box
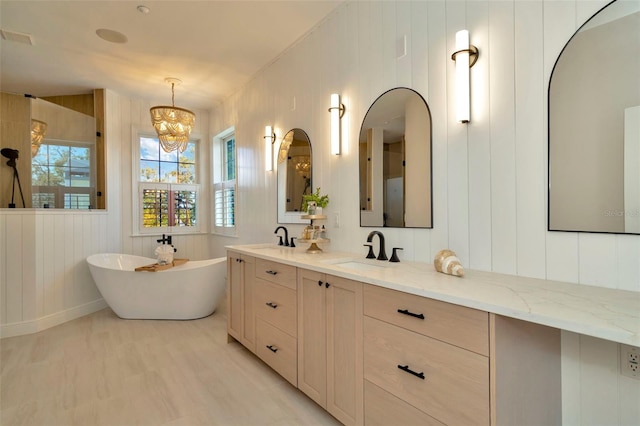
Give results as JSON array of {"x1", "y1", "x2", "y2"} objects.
[{"x1": 87, "y1": 253, "x2": 227, "y2": 320}]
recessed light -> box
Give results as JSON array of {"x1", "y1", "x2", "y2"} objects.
[
  {"x1": 137, "y1": 5, "x2": 150, "y2": 14},
  {"x1": 96, "y1": 28, "x2": 128, "y2": 44}
]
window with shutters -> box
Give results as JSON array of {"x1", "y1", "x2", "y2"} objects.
[
  {"x1": 212, "y1": 128, "x2": 236, "y2": 236},
  {"x1": 135, "y1": 134, "x2": 200, "y2": 235}
]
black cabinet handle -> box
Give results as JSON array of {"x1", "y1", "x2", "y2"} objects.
[
  {"x1": 318, "y1": 280, "x2": 323, "y2": 287},
  {"x1": 397, "y1": 364, "x2": 425, "y2": 380},
  {"x1": 266, "y1": 345, "x2": 278, "y2": 353},
  {"x1": 397, "y1": 309, "x2": 425, "y2": 320},
  {"x1": 236, "y1": 258, "x2": 243, "y2": 263},
  {"x1": 266, "y1": 302, "x2": 278, "y2": 309},
  {"x1": 325, "y1": 282, "x2": 330, "y2": 288},
  {"x1": 266, "y1": 270, "x2": 278, "y2": 275}
]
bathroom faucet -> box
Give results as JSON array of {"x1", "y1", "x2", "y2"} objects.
[
  {"x1": 274, "y1": 226, "x2": 289, "y2": 246},
  {"x1": 366, "y1": 231, "x2": 387, "y2": 261}
]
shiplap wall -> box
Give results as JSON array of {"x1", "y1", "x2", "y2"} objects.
[{"x1": 215, "y1": 1, "x2": 639, "y2": 423}]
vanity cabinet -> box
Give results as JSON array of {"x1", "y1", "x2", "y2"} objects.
[
  {"x1": 297, "y1": 268, "x2": 364, "y2": 426},
  {"x1": 227, "y1": 251, "x2": 256, "y2": 352},
  {"x1": 254, "y1": 258, "x2": 298, "y2": 386},
  {"x1": 363, "y1": 284, "x2": 561, "y2": 426}
]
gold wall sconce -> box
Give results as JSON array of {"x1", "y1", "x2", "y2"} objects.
[{"x1": 451, "y1": 30, "x2": 479, "y2": 123}]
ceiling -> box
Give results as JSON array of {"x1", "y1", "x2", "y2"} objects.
[{"x1": 0, "y1": 0, "x2": 343, "y2": 111}]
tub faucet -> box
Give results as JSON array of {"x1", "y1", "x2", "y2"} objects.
[
  {"x1": 157, "y1": 234, "x2": 172, "y2": 245},
  {"x1": 274, "y1": 226, "x2": 289, "y2": 246},
  {"x1": 366, "y1": 231, "x2": 387, "y2": 261}
]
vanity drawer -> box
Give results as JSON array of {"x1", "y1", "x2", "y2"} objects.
[
  {"x1": 256, "y1": 318, "x2": 297, "y2": 386},
  {"x1": 364, "y1": 380, "x2": 444, "y2": 426},
  {"x1": 254, "y1": 278, "x2": 297, "y2": 337},
  {"x1": 364, "y1": 316, "x2": 489, "y2": 426},
  {"x1": 363, "y1": 284, "x2": 489, "y2": 355},
  {"x1": 255, "y1": 258, "x2": 297, "y2": 290}
]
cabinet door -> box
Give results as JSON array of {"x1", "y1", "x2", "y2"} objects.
[
  {"x1": 226, "y1": 253, "x2": 255, "y2": 352},
  {"x1": 297, "y1": 268, "x2": 327, "y2": 407},
  {"x1": 227, "y1": 253, "x2": 243, "y2": 341},
  {"x1": 326, "y1": 275, "x2": 363, "y2": 426}
]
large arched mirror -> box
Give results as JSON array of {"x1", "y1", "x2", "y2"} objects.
[
  {"x1": 277, "y1": 128, "x2": 312, "y2": 224},
  {"x1": 359, "y1": 88, "x2": 432, "y2": 228},
  {"x1": 549, "y1": 0, "x2": 640, "y2": 234}
]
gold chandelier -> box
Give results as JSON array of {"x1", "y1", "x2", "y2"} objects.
[
  {"x1": 30, "y1": 119, "x2": 47, "y2": 157},
  {"x1": 150, "y1": 78, "x2": 195, "y2": 153}
]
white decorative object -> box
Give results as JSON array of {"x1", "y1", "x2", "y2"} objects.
[
  {"x1": 434, "y1": 249, "x2": 464, "y2": 277},
  {"x1": 155, "y1": 244, "x2": 174, "y2": 265}
]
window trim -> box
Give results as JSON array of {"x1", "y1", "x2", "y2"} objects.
[
  {"x1": 132, "y1": 128, "x2": 203, "y2": 236},
  {"x1": 212, "y1": 127, "x2": 237, "y2": 236}
]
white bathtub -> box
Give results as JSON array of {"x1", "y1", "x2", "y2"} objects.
[{"x1": 87, "y1": 253, "x2": 226, "y2": 320}]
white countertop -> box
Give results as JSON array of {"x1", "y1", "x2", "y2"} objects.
[{"x1": 227, "y1": 244, "x2": 640, "y2": 347}]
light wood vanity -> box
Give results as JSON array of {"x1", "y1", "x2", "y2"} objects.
[{"x1": 227, "y1": 245, "x2": 638, "y2": 425}]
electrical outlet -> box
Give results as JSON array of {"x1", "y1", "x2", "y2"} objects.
[{"x1": 620, "y1": 344, "x2": 640, "y2": 380}]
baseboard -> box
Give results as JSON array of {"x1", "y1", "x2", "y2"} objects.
[{"x1": 0, "y1": 298, "x2": 108, "y2": 338}]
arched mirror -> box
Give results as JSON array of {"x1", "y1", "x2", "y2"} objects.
[
  {"x1": 277, "y1": 128, "x2": 312, "y2": 224},
  {"x1": 549, "y1": 0, "x2": 640, "y2": 234},
  {"x1": 359, "y1": 88, "x2": 432, "y2": 228}
]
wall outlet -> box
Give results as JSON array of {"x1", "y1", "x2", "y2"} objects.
[{"x1": 620, "y1": 344, "x2": 640, "y2": 380}]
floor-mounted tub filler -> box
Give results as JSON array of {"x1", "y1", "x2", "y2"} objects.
[{"x1": 87, "y1": 253, "x2": 227, "y2": 320}]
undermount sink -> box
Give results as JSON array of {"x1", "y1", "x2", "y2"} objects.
[{"x1": 323, "y1": 258, "x2": 390, "y2": 272}]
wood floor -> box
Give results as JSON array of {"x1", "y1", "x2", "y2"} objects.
[{"x1": 0, "y1": 299, "x2": 340, "y2": 426}]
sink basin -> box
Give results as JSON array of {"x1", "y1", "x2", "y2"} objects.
[{"x1": 323, "y1": 258, "x2": 389, "y2": 272}]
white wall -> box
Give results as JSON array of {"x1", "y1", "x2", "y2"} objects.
[{"x1": 212, "y1": 1, "x2": 640, "y2": 423}]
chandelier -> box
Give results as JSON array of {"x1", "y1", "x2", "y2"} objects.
[
  {"x1": 293, "y1": 155, "x2": 311, "y2": 177},
  {"x1": 150, "y1": 78, "x2": 195, "y2": 153},
  {"x1": 30, "y1": 119, "x2": 47, "y2": 157}
]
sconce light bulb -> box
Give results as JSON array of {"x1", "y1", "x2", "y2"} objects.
[
  {"x1": 265, "y1": 125, "x2": 274, "y2": 171},
  {"x1": 330, "y1": 94, "x2": 341, "y2": 155},
  {"x1": 455, "y1": 30, "x2": 471, "y2": 123}
]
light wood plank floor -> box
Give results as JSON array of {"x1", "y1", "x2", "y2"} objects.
[{"x1": 0, "y1": 299, "x2": 340, "y2": 426}]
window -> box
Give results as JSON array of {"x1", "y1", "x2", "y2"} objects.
[
  {"x1": 212, "y1": 128, "x2": 236, "y2": 235},
  {"x1": 136, "y1": 135, "x2": 200, "y2": 234},
  {"x1": 32, "y1": 141, "x2": 96, "y2": 208}
]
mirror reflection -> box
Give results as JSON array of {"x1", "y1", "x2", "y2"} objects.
[
  {"x1": 31, "y1": 98, "x2": 97, "y2": 209},
  {"x1": 549, "y1": 0, "x2": 640, "y2": 234},
  {"x1": 359, "y1": 88, "x2": 432, "y2": 228},
  {"x1": 277, "y1": 128, "x2": 312, "y2": 224}
]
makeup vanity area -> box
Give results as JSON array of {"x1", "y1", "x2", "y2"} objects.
[{"x1": 226, "y1": 244, "x2": 639, "y2": 426}]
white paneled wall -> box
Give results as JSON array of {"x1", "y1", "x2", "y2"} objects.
[
  {"x1": 214, "y1": 1, "x2": 639, "y2": 423},
  {"x1": 0, "y1": 210, "x2": 110, "y2": 337}
]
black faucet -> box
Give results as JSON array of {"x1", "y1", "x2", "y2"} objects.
[
  {"x1": 157, "y1": 234, "x2": 172, "y2": 245},
  {"x1": 274, "y1": 226, "x2": 289, "y2": 246},
  {"x1": 366, "y1": 231, "x2": 387, "y2": 261}
]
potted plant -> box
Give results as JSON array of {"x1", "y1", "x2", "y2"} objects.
[{"x1": 302, "y1": 187, "x2": 329, "y2": 215}]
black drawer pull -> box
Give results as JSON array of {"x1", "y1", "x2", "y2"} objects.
[
  {"x1": 266, "y1": 345, "x2": 278, "y2": 353},
  {"x1": 397, "y1": 309, "x2": 425, "y2": 320},
  {"x1": 398, "y1": 364, "x2": 425, "y2": 380},
  {"x1": 325, "y1": 282, "x2": 330, "y2": 288},
  {"x1": 318, "y1": 280, "x2": 323, "y2": 286},
  {"x1": 266, "y1": 302, "x2": 278, "y2": 309},
  {"x1": 266, "y1": 270, "x2": 278, "y2": 275}
]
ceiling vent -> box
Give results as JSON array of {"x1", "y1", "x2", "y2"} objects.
[{"x1": 0, "y1": 29, "x2": 34, "y2": 45}]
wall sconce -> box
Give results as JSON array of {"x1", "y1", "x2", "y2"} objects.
[
  {"x1": 328, "y1": 93, "x2": 345, "y2": 155},
  {"x1": 451, "y1": 30, "x2": 479, "y2": 123},
  {"x1": 264, "y1": 125, "x2": 276, "y2": 171}
]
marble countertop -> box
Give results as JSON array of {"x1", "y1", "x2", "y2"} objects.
[{"x1": 227, "y1": 244, "x2": 640, "y2": 347}]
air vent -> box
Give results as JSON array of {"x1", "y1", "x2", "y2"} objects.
[{"x1": 0, "y1": 29, "x2": 34, "y2": 45}]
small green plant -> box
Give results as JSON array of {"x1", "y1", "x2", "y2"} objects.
[{"x1": 302, "y1": 187, "x2": 329, "y2": 212}]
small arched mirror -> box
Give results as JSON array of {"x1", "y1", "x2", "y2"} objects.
[
  {"x1": 359, "y1": 88, "x2": 432, "y2": 228},
  {"x1": 277, "y1": 128, "x2": 312, "y2": 224}
]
